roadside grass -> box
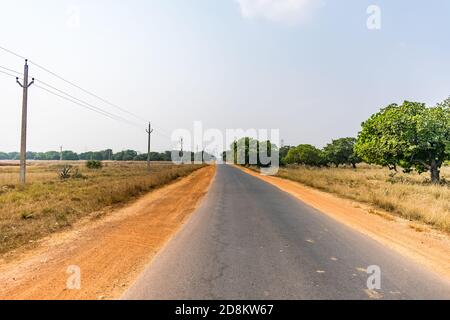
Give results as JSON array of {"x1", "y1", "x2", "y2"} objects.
[
  {"x1": 273, "y1": 164, "x2": 450, "y2": 232},
  {"x1": 0, "y1": 161, "x2": 205, "y2": 255}
]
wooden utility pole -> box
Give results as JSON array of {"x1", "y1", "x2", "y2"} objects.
[
  {"x1": 146, "y1": 122, "x2": 153, "y2": 172},
  {"x1": 16, "y1": 60, "x2": 34, "y2": 186},
  {"x1": 60, "y1": 146, "x2": 63, "y2": 161}
]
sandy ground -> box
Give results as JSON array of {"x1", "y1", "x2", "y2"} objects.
[
  {"x1": 0, "y1": 165, "x2": 215, "y2": 300},
  {"x1": 239, "y1": 166, "x2": 450, "y2": 281}
]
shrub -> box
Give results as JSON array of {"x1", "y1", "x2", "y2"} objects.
[
  {"x1": 59, "y1": 165, "x2": 72, "y2": 180},
  {"x1": 86, "y1": 160, "x2": 103, "y2": 169}
]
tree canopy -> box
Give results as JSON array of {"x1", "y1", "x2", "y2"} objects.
[
  {"x1": 284, "y1": 144, "x2": 325, "y2": 167},
  {"x1": 355, "y1": 100, "x2": 450, "y2": 183},
  {"x1": 323, "y1": 137, "x2": 360, "y2": 168}
]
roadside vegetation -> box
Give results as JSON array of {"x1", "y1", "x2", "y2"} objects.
[
  {"x1": 0, "y1": 149, "x2": 215, "y2": 162},
  {"x1": 0, "y1": 161, "x2": 205, "y2": 255},
  {"x1": 226, "y1": 96, "x2": 450, "y2": 231},
  {"x1": 277, "y1": 165, "x2": 450, "y2": 232}
]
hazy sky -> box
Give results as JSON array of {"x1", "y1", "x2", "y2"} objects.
[{"x1": 1, "y1": 0, "x2": 449, "y2": 153}]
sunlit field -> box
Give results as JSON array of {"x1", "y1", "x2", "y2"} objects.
[
  {"x1": 0, "y1": 161, "x2": 205, "y2": 255},
  {"x1": 278, "y1": 164, "x2": 450, "y2": 232}
]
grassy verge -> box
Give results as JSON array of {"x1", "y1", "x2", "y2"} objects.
[
  {"x1": 253, "y1": 164, "x2": 450, "y2": 232},
  {"x1": 0, "y1": 161, "x2": 205, "y2": 255}
]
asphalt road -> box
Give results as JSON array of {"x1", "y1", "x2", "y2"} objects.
[{"x1": 123, "y1": 165, "x2": 450, "y2": 300}]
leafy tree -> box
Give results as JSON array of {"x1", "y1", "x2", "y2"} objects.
[
  {"x1": 437, "y1": 96, "x2": 450, "y2": 108},
  {"x1": 61, "y1": 150, "x2": 79, "y2": 161},
  {"x1": 279, "y1": 146, "x2": 293, "y2": 166},
  {"x1": 230, "y1": 137, "x2": 277, "y2": 166},
  {"x1": 0, "y1": 152, "x2": 9, "y2": 160},
  {"x1": 26, "y1": 152, "x2": 36, "y2": 160},
  {"x1": 285, "y1": 144, "x2": 325, "y2": 166},
  {"x1": 355, "y1": 100, "x2": 450, "y2": 184},
  {"x1": 113, "y1": 150, "x2": 138, "y2": 161},
  {"x1": 8, "y1": 152, "x2": 19, "y2": 160},
  {"x1": 43, "y1": 151, "x2": 60, "y2": 160},
  {"x1": 323, "y1": 137, "x2": 360, "y2": 168}
]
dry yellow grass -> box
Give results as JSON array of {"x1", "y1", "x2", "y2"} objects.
[
  {"x1": 0, "y1": 161, "x2": 205, "y2": 254},
  {"x1": 276, "y1": 164, "x2": 450, "y2": 232}
]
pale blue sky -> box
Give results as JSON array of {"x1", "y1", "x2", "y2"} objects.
[{"x1": 0, "y1": 0, "x2": 449, "y2": 153}]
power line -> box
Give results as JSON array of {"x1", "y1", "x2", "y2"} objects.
[
  {"x1": 0, "y1": 45, "x2": 26, "y2": 60},
  {"x1": 34, "y1": 84, "x2": 143, "y2": 129},
  {"x1": 0, "y1": 44, "x2": 175, "y2": 140},
  {"x1": 34, "y1": 79, "x2": 142, "y2": 128},
  {"x1": 0, "y1": 65, "x2": 23, "y2": 76},
  {"x1": 0, "y1": 45, "x2": 147, "y2": 122},
  {"x1": 0, "y1": 69, "x2": 20, "y2": 79},
  {"x1": 30, "y1": 60, "x2": 149, "y2": 122}
]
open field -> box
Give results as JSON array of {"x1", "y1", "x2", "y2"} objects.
[
  {"x1": 274, "y1": 164, "x2": 450, "y2": 232},
  {"x1": 0, "y1": 161, "x2": 205, "y2": 255},
  {"x1": 0, "y1": 165, "x2": 215, "y2": 300}
]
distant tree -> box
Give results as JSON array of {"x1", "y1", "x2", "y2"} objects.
[
  {"x1": 285, "y1": 144, "x2": 325, "y2": 167},
  {"x1": 113, "y1": 150, "x2": 138, "y2": 161},
  {"x1": 0, "y1": 152, "x2": 8, "y2": 160},
  {"x1": 26, "y1": 151, "x2": 36, "y2": 160},
  {"x1": 230, "y1": 137, "x2": 277, "y2": 166},
  {"x1": 355, "y1": 101, "x2": 450, "y2": 184},
  {"x1": 46, "y1": 151, "x2": 61, "y2": 160},
  {"x1": 323, "y1": 137, "x2": 361, "y2": 168},
  {"x1": 8, "y1": 152, "x2": 19, "y2": 160},
  {"x1": 61, "y1": 150, "x2": 79, "y2": 161}
]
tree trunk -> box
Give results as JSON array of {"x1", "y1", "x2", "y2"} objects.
[
  {"x1": 430, "y1": 159, "x2": 440, "y2": 184},
  {"x1": 352, "y1": 162, "x2": 357, "y2": 169}
]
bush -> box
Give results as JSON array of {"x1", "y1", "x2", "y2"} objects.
[
  {"x1": 86, "y1": 160, "x2": 103, "y2": 169},
  {"x1": 59, "y1": 165, "x2": 72, "y2": 180}
]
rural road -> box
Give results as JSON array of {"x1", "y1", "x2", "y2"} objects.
[{"x1": 123, "y1": 165, "x2": 450, "y2": 300}]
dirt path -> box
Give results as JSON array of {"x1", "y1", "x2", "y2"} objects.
[
  {"x1": 0, "y1": 165, "x2": 215, "y2": 300},
  {"x1": 239, "y1": 166, "x2": 450, "y2": 281}
]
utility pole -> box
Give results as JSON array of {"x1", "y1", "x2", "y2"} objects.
[
  {"x1": 60, "y1": 146, "x2": 63, "y2": 161},
  {"x1": 146, "y1": 122, "x2": 153, "y2": 172},
  {"x1": 16, "y1": 59, "x2": 34, "y2": 186}
]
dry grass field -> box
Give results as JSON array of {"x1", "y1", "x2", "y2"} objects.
[
  {"x1": 277, "y1": 164, "x2": 450, "y2": 232},
  {"x1": 0, "y1": 161, "x2": 205, "y2": 255}
]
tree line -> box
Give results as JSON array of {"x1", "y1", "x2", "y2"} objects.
[
  {"x1": 226, "y1": 96, "x2": 449, "y2": 184},
  {"x1": 0, "y1": 149, "x2": 214, "y2": 162}
]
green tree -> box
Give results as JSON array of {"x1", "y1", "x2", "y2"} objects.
[
  {"x1": 285, "y1": 144, "x2": 324, "y2": 166},
  {"x1": 113, "y1": 150, "x2": 138, "y2": 161},
  {"x1": 8, "y1": 152, "x2": 19, "y2": 160},
  {"x1": 44, "y1": 151, "x2": 61, "y2": 160},
  {"x1": 323, "y1": 137, "x2": 360, "y2": 168},
  {"x1": 279, "y1": 146, "x2": 292, "y2": 166},
  {"x1": 26, "y1": 151, "x2": 36, "y2": 160},
  {"x1": 61, "y1": 150, "x2": 79, "y2": 161},
  {"x1": 230, "y1": 137, "x2": 276, "y2": 166},
  {"x1": 355, "y1": 100, "x2": 450, "y2": 184}
]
